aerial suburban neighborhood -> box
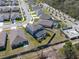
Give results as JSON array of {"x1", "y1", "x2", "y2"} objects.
[{"x1": 0, "y1": 0, "x2": 79, "y2": 59}]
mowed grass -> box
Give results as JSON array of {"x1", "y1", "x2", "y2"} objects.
[{"x1": 49, "y1": 29, "x2": 68, "y2": 44}]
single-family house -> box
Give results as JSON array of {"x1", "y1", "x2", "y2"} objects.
[
  {"x1": 0, "y1": 31, "x2": 7, "y2": 51},
  {"x1": 26, "y1": 24, "x2": 46, "y2": 40},
  {"x1": 8, "y1": 29, "x2": 29, "y2": 49},
  {"x1": 0, "y1": 15, "x2": 4, "y2": 22},
  {"x1": 61, "y1": 28, "x2": 79, "y2": 40},
  {"x1": 2, "y1": 7, "x2": 10, "y2": 13},
  {"x1": 38, "y1": 19, "x2": 54, "y2": 28},
  {"x1": 11, "y1": 6, "x2": 20, "y2": 12},
  {"x1": 11, "y1": 12, "x2": 22, "y2": 20},
  {"x1": 2, "y1": 13, "x2": 10, "y2": 20}
]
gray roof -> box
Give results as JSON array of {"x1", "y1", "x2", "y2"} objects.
[
  {"x1": 0, "y1": 8, "x2": 2, "y2": 12},
  {"x1": 32, "y1": 5, "x2": 42, "y2": 11},
  {"x1": 8, "y1": 29, "x2": 28, "y2": 46},
  {"x1": 38, "y1": 19, "x2": 53, "y2": 28},
  {"x1": 27, "y1": 0, "x2": 35, "y2": 5},
  {"x1": 34, "y1": 8, "x2": 51, "y2": 20},
  {"x1": 1, "y1": 7, "x2": 10, "y2": 12},
  {"x1": 35, "y1": 30, "x2": 46, "y2": 40},
  {"x1": 26, "y1": 24, "x2": 44, "y2": 34},
  {"x1": 11, "y1": 12, "x2": 21, "y2": 20},
  {"x1": 0, "y1": 31, "x2": 6, "y2": 47},
  {"x1": 0, "y1": 6, "x2": 19, "y2": 13},
  {"x1": 0, "y1": 16, "x2": 4, "y2": 22},
  {"x1": 12, "y1": 35, "x2": 28, "y2": 46},
  {"x1": 0, "y1": 12, "x2": 21, "y2": 21},
  {"x1": 0, "y1": 1, "x2": 5, "y2": 6},
  {"x1": 11, "y1": 6, "x2": 20, "y2": 12},
  {"x1": 35, "y1": 9, "x2": 43, "y2": 16},
  {"x1": 62, "y1": 29, "x2": 79, "y2": 39},
  {"x1": 39, "y1": 13, "x2": 51, "y2": 20},
  {"x1": 2, "y1": 13, "x2": 10, "y2": 19},
  {"x1": 0, "y1": 0, "x2": 19, "y2": 6},
  {"x1": 11, "y1": 0, "x2": 19, "y2": 5}
]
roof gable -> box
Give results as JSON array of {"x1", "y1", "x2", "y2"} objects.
[{"x1": 12, "y1": 35, "x2": 27, "y2": 46}]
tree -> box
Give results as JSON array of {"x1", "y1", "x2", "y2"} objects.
[
  {"x1": 36, "y1": 0, "x2": 45, "y2": 4},
  {"x1": 29, "y1": 4, "x2": 32, "y2": 11},
  {"x1": 63, "y1": 41, "x2": 77, "y2": 59},
  {"x1": 45, "y1": 0, "x2": 79, "y2": 20}
]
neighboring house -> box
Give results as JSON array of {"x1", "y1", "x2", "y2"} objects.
[
  {"x1": 11, "y1": 12, "x2": 22, "y2": 20},
  {"x1": 11, "y1": 6, "x2": 20, "y2": 12},
  {"x1": 0, "y1": 31, "x2": 7, "y2": 51},
  {"x1": 0, "y1": 0, "x2": 18, "y2": 6},
  {"x1": 0, "y1": 8, "x2": 2, "y2": 13},
  {"x1": 12, "y1": 0, "x2": 19, "y2": 5},
  {"x1": 39, "y1": 13, "x2": 52, "y2": 20},
  {"x1": 2, "y1": 7, "x2": 10, "y2": 13},
  {"x1": 38, "y1": 19, "x2": 53, "y2": 28},
  {"x1": 2, "y1": 13, "x2": 10, "y2": 20},
  {"x1": 35, "y1": 9, "x2": 43, "y2": 16},
  {"x1": 0, "y1": 15, "x2": 4, "y2": 22},
  {"x1": 0, "y1": 1, "x2": 6, "y2": 6},
  {"x1": 35, "y1": 30, "x2": 46, "y2": 40},
  {"x1": 8, "y1": 29, "x2": 29, "y2": 49},
  {"x1": 73, "y1": 21, "x2": 79, "y2": 32},
  {"x1": 32, "y1": 5, "x2": 52, "y2": 20},
  {"x1": 26, "y1": 24, "x2": 46, "y2": 40},
  {"x1": 27, "y1": 0, "x2": 35, "y2": 5},
  {"x1": 61, "y1": 28, "x2": 79, "y2": 40},
  {"x1": 32, "y1": 5, "x2": 42, "y2": 11},
  {"x1": 34, "y1": 8, "x2": 52, "y2": 20}
]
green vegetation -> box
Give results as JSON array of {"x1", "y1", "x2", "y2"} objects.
[
  {"x1": 4, "y1": 19, "x2": 10, "y2": 22},
  {"x1": 16, "y1": 18, "x2": 22, "y2": 22},
  {"x1": 4, "y1": 19, "x2": 12, "y2": 24},
  {"x1": 29, "y1": 4, "x2": 33, "y2": 11},
  {"x1": 49, "y1": 29, "x2": 67, "y2": 44},
  {"x1": 59, "y1": 21, "x2": 67, "y2": 29},
  {"x1": 63, "y1": 41, "x2": 78, "y2": 59},
  {"x1": 75, "y1": 43, "x2": 79, "y2": 51},
  {"x1": 34, "y1": 0, "x2": 79, "y2": 20},
  {"x1": 44, "y1": 0, "x2": 79, "y2": 20},
  {"x1": 42, "y1": 7, "x2": 49, "y2": 15},
  {"x1": 34, "y1": 0, "x2": 45, "y2": 4}
]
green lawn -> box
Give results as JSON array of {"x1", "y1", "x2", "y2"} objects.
[{"x1": 49, "y1": 29, "x2": 68, "y2": 45}]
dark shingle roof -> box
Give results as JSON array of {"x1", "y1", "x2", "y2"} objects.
[
  {"x1": 26, "y1": 24, "x2": 46, "y2": 40},
  {"x1": 8, "y1": 29, "x2": 28, "y2": 46},
  {"x1": 12, "y1": 35, "x2": 28, "y2": 46},
  {"x1": 26, "y1": 24, "x2": 44, "y2": 34},
  {"x1": 39, "y1": 13, "x2": 51, "y2": 20},
  {"x1": 35, "y1": 30, "x2": 46, "y2": 39},
  {"x1": 0, "y1": 31, "x2": 6, "y2": 47},
  {"x1": 38, "y1": 19, "x2": 53, "y2": 28}
]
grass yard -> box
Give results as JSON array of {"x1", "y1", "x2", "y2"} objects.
[
  {"x1": 4, "y1": 20, "x2": 12, "y2": 25},
  {"x1": 49, "y1": 29, "x2": 68, "y2": 44}
]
